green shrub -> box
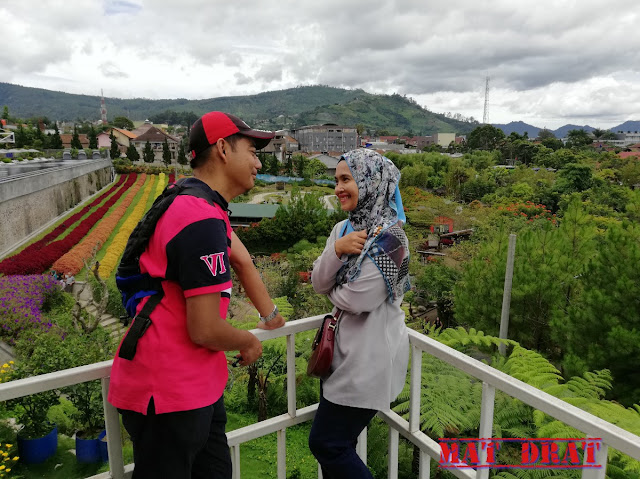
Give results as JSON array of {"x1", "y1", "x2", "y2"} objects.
[
  {"x1": 90, "y1": 276, "x2": 126, "y2": 318},
  {"x1": 47, "y1": 398, "x2": 79, "y2": 436}
]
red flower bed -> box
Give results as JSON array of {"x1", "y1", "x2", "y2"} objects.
[
  {"x1": 0, "y1": 175, "x2": 128, "y2": 275},
  {"x1": 168, "y1": 173, "x2": 176, "y2": 184},
  {"x1": 0, "y1": 174, "x2": 138, "y2": 275}
]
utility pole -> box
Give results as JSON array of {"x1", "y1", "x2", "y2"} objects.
[
  {"x1": 483, "y1": 76, "x2": 490, "y2": 125},
  {"x1": 499, "y1": 234, "x2": 516, "y2": 355}
]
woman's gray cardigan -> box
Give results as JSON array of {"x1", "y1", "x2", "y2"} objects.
[{"x1": 311, "y1": 220, "x2": 409, "y2": 411}]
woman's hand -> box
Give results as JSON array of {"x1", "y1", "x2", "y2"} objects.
[{"x1": 334, "y1": 230, "x2": 367, "y2": 257}]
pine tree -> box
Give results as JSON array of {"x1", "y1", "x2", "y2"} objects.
[
  {"x1": 284, "y1": 154, "x2": 294, "y2": 176},
  {"x1": 88, "y1": 125, "x2": 98, "y2": 149},
  {"x1": 177, "y1": 142, "x2": 188, "y2": 166},
  {"x1": 1, "y1": 106, "x2": 8, "y2": 120},
  {"x1": 294, "y1": 154, "x2": 306, "y2": 177},
  {"x1": 454, "y1": 201, "x2": 597, "y2": 356},
  {"x1": 126, "y1": 143, "x2": 140, "y2": 162},
  {"x1": 109, "y1": 131, "x2": 119, "y2": 159},
  {"x1": 162, "y1": 138, "x2": 171, "y2": 166},
  {"x1": 562, "y1": 222, "x2": 640, "y2": 405},
  {"x1": 143, "y1": 141, "x2": 154, "y2": 163},
  {"x1": 50, "y1": 124, "x2": 63, "y2": 149},
  {"x1": 71, "y1": 126, "x2": 82, "y2": 149},
  {"x1": 15, "y1": 124, "x2": 28, "y2": 148}
]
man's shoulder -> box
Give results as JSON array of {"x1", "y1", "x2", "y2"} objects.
[{"x1": 166, "y1": 194, "x2": 227, "y2": 222}]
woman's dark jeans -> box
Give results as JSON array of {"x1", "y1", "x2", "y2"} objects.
[{"x1": 309, "y1": 394, "x2": 377, "y2": 478}]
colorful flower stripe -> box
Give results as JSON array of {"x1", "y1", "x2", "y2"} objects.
[
  {"x1": 155, "y1": 172, "x2": 167, "y2": 198},
  {"x1": 168, "y1": 173, "x2": 175, "y2": 184},
  {"x1": 0, "y1": 174, "x2": 138, "y2": 275},
  {"x1": 98, "y1": 174, "x2": 164, "y2": 278},
  {"x1": 0, "y1": 175, "x2": 128, "y2": 275},
  {"x1": 53, "y1": 174, "x2": 149, "y2": 275},
  {"x1": 0, "y1": 275, "x2": 61, "y2": 344}
]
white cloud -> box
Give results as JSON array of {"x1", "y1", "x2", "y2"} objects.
[{"x1": 1, "y1": 0, "x2": 640, "y2": 129}]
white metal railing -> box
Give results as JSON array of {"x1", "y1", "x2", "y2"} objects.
[{"x1": 0, "y1": 314, "x2": 638, "y2": 479}]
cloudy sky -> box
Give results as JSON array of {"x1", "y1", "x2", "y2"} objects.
[{"x1": 2, "y1": 0, "x2": 639, "y2": 129}]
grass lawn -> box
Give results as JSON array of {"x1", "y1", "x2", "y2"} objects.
[{"x1": 227, "y1": 412, "x2": 318, "y2": 479}]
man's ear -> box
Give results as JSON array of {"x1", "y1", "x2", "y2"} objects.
[{"x1": 215, "y1": 138, "x2": 227, "y2": 162}]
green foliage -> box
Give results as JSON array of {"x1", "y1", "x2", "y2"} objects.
[
  {"x1": 126, "y1": 143, "x2": 140, "y2": 162},
  {"x1": 455, "y1": 200, "x2": 595, "y2": 355},
  {"x1": 109, "y1": 131, "x2": 119, "y2": 159},
  {"x1": 236, "y1": 189, "x2": 344, "y2": 252},
  {"x1": 565, "y1": 128, "x2": 593, "y2": 149},
  {"x1": 467, "y1": 124, "x2": 506, "y2": 150},
  {"x1": 415, "y1": 260, "x2": 460, "y2": 327},
  {"x1": 162, "y1": 138, "x2": 171, "y2": 166},
  {"x1": 558, "y1": 221, "x2": 640, "y2": 405},
  {"x1": 555, "y1": 163, "x2": 594, "y2": 194},
  {"x1": 142, "y1": 140, "x2": 154, "y2": 163},
  {"x1": 88, "y1": 125, "x2": 98, "y2": 149},
  {"x1": 177, "y1": 141, "x2": 188, "y2": 165},
  {"x1": 111, "y1": 116, "x2": 134, "y2": 129},
  {"x1": 70, "y1": 126, "x2": 82, "y2": 149}
]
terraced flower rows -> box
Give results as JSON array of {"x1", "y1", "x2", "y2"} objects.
[
  {"x1": 0, "y1": 175, "x2": 137, "y2": 275},
  {"x1": 52, "y1": 174, "x2": 148, "y2": 275},
  {"x1": 0, "y1": 173, "x2": 181, "y2": 280}
]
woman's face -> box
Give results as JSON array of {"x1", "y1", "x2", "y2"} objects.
[{"x1": 335, "y1": 161, "x2": 359, "y2": 211}]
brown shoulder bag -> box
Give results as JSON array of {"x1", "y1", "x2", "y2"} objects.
[{"x1": 307, "y1": 310, "x2": 342, "y2": 379}]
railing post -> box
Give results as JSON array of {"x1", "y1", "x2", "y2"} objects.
[
  {"x1": 409, "y1": 345, "x2": 423, "y2": 432},
  {"x1": 287, "y1": 333, "x2": 296, "y2": 418},
  {"x1": 231, "y1": 445, "x2": 241, "y2": 479},
  {"x1": 419, "y1": 450, "x2": 431, "y2": 479},
  {"x1": 356, "y1": 427, "x2": 367, "y2": 464},
  {"x1": 476, "y1": 382, "x2": 496, "y2": 479},
  {"x1": 388, "y1": 428, "x2": 399, "y2": 479},
  {"x1": 581, "y1": 437, "x2": 608, "y2": 479},
  {"x1": 101, "y1": 377, "x2": 125, "y2": 479},
  {"x1": 277, "y1": 428, "x2": 286, "y2": 479}
]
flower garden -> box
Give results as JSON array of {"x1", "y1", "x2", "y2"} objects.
[{"x1": 0, "y1": 172, "x2": 177, "y2": 477}]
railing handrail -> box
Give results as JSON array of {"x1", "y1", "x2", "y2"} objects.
[
  {"x1": 407, "y1": 329, "x2": 640, "y2": 459},
  {"x1": 0, "y1": 313, "x2": 638, "y2": 478}
]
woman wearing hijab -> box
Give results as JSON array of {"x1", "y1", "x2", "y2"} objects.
[{"x1": 308, "y1": 149, "x2": 410, "y2": 478}]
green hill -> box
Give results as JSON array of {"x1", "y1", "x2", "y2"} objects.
[
  {"x1": 295, "y1": 92, "x2": 476, "y2": 135},
  {"x1": 0, "y1": 82, "x2": 476, "y2": 135}
]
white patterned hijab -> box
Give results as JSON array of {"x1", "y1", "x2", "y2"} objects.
[{"x1": 335, "y1": 149, "x2": 410, "y2": 302}]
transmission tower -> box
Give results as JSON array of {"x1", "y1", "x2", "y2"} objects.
[
  {"x1": 100, "y1": 89, "x2": 108, "y2": 125},
  {"x1": 483, "y1": 76, "x2": 490, "y2": 124}
]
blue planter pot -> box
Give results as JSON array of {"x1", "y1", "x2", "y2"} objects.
[
  {"x1": 98, "y1": 429, "x2": 108, "y2": 462},
  {"x1": 76, "y1": 430, "x2": 107, "y2": 463},
  {"x1": 17, "y1": 425, "x2": 58, "y2": 464}
]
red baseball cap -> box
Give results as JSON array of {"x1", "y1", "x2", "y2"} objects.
[{"x1": 189, "y1": 111, "x2": 275, "y2": 159}]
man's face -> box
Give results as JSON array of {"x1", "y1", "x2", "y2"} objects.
[{"x1": 225, "y1": 136, "x2": 262, "y2": 193}]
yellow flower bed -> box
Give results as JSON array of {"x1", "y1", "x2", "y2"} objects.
[{"x1": 98, "y1": 173, "x2": 167, "y2": 278}]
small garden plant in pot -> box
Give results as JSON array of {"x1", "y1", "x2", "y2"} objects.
[{"x1": 7, "y1": 361, "x2": 60, "y2": 464}]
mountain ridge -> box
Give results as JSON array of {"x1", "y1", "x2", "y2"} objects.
[{"x1": 0, "y1": 82, "x2": 476, "y2": 136}]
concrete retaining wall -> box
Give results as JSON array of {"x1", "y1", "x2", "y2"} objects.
[{"x1": 0, "y1": 159, "x2": 113, "y2": 255}]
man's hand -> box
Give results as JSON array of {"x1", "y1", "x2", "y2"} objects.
[
  {"x1": 334, "y1": 230, "x2": 367, "y2": 257},
  {"x1": 256, "y1": 313, "x2": 285, "y2": 330},
  {"x1": 238, "y1": 333, "x2": 263, "y2": 366}
]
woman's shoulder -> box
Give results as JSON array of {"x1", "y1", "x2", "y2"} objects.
[{"x1": 331, "y1": 219, "x2": 349, "y2": 236}]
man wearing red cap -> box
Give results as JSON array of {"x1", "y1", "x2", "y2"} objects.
[{"x1": 109, "y1": 112, "x2": 284, "y2": 478}]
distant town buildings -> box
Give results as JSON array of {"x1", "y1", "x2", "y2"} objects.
[
  {"x1": 130, "y1": 126, "x2": 179, "y2": 161},
  {"x1": 289, "y1": 124, "x2": 358, "y2": 153}
]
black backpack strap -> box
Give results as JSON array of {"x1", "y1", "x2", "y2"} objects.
[{"x1": 118, "y1": 293, "x2": 162, "y2": 360}]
